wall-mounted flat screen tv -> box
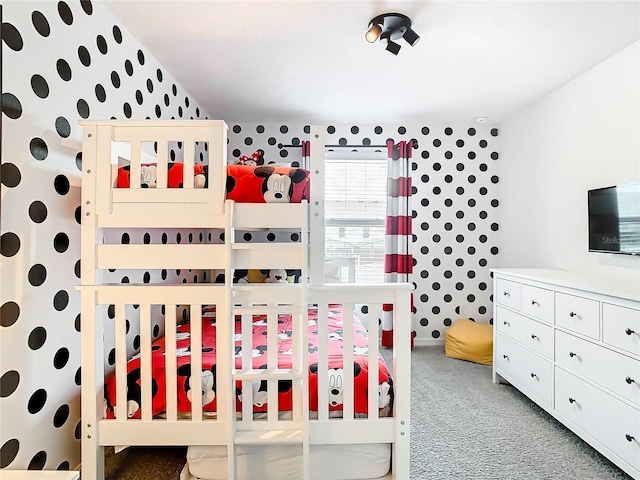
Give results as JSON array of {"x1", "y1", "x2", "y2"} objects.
[{"x1": 588, "y1": 182, "x2": 640, "y2": 256}]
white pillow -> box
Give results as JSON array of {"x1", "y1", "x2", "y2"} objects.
[{"x1": 324, "y1": 259, "x2": 342, "y2": 283}]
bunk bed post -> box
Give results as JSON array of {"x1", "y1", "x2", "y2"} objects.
[
  {"x1": 94, "y1": 125, "x2": 115, "y2": 218},
  {"x1": 221, "y1": 200, "x2": 237, "y2": 479},
  {"x1": 78, "y1": 122, "x2": 102, "y2": 287},
  {"x1": 78, "y1": 122, "x2": 105, "y2": 480},
  {"x1": 299, "y1": 200, "x2": 311, "y2": 478},
  {"x1": 309, "y1": 126, "x2": 325, "y2": 286},
  {"x1": 391, "y1": 286, "x2": 412, "y2": 479},
  {"x1": 80, "y1": 292, "x2": 105, "y2": 480},
  {"x1": 207, "y1": 121, "x2": 228, "y2": 216}
]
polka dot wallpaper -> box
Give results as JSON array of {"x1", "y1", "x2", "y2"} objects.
[
  {"x1": 1, "y1": 1, "x2": 208, "y2": 471},
  {"x1": 226, "y1": 123, "x2": 500, "y2": 340},
  {"x1": 1, "y1": 0, "x2": 500, "y2": 473}
]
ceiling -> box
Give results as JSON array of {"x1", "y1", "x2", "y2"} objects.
[{"x1": 102, "y1": 0, "x2": 640, "y2": 125}]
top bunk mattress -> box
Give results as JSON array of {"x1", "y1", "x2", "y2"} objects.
[{"x1": 116, "y1": 163, "x2": 310, "y2": 204}]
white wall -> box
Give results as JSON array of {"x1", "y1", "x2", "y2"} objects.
[{"x1": 498, "y1": 41, "x2": 640, "y2": 284}]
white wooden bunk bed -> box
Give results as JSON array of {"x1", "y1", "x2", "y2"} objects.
[{"x1": 78, "y1": 120, "x2": 412, "y2": 480}]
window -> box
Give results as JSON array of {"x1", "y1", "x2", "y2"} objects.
[{"x1": 324, "y1": 152, "x2": 387, "y2": 283}]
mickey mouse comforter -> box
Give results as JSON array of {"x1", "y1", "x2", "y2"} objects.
[
  {"x1": 103, "y1": 305, "x2": 393, "y2": 419},
  {"x1": 116, "y1": 163, "x2": 310, "y2": 203}
]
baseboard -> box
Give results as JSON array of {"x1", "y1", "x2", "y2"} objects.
[{"x1": 413, "y1": 338, "x2": 444, "y2": 347}]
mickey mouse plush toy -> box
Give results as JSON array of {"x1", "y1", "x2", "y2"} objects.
[
  {"x1": 263, "y1": 269, "x2": 289, "y2": 283},
  {"x1": 261, "y1": 269, "x2": 302, "y2": 283},
  {"x1": 254, "y1": 166, "x2": 308, "y2": 203}
]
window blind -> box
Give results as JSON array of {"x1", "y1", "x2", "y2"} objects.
[{"x1": 324, "y1": 152, "x2": 387, "y2": 283}]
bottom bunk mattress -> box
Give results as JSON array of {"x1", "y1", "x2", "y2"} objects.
[
  {"x1": 103, "y1": 304, "x2": 394, "y2": 419},
  {"x1": 184, "y1": 442, "x2": 390, "y2": 480}
]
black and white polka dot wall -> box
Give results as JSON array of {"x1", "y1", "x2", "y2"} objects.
[
  {"x1": 1, "y1": 1, "x2": 207, "y2": 470},
  {"x1": 226, "y1": 123, "x2": 500, "y2": 343}
]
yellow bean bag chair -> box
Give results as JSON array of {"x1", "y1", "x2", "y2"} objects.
[{"x1": 444, "y1": 319, "x2": 493, "y2": 365}]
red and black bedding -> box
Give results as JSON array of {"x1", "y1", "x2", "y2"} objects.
[
  {"x1": 116, "y1": 163, "x2": 310, "y2": 203},
  {"x1": 103, "y1": 305, "x2": 393, "y2": 419}
]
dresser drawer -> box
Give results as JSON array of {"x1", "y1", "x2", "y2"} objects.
[
  {"x1": 495, "y1": 278, "x2": 521, "y2": 310},
  {"x1": 496, "y1": 306, "x2": 553, "y2": 359},
  {"x1": 555, "y1": 367, "x2": 640, "y2": 472},
  {"x1": 495, "y1": 333, "x2": 552, "y2": 407},
  {"x1": 520, "y1": 284, "x2": 554, "y2": 323},
  {"x1": 555, "y1": 292, "x2": 600, "y2": 340},
  {"x1": 555, "y1": 330, "x2": 640, "y2": 407},
  {"x1": 603, "y1": 303, "x2": 640, "y2": 357}
]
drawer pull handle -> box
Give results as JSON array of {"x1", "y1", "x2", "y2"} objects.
[
  {"x1": 626, "y1": 434, "x2": 635, "y2": 442},
  {"x1": 503, "y1": 321, "x2": 510, "y2": 326},
  {"x1": 626, "y1": 377, "x2": 635, "y2": 384},
  {"x1": 568, "y1": 398, "x2": 576, "y2": 404},
  {"x1": 626, "y1": 328, "x2": 635, "y2": 336},
  {"x1": 531, "y1": 334, "x2": 538, "y2": 339},
  {"x1": 503, "y1": 292, "x2": 510, "y2": 297},
  {"x1": 530, "y1": 372, "x2": 537, "y2": 379},
  {"x1": 503, "y1": 354, "x2": 509, "y2": 360},
  {"x1": 569, "y1": 351, "x2": 577, "y2": 358},
  {"x1": 531, "y1": 300, "x2": 539, "y2": 306},
  {"x1": 569, "y1": 311, "x2": 577, "y2": 317}
]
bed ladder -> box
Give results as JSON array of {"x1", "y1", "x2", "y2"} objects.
[{"x1": 226, "y1": 200, "x2": 310, "y2": 480}]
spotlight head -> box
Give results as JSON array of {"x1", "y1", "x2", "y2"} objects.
[
  {"x1": 403, "y1": 28, "x2": 420, "y2": 47},
  {"x1": 365, "y1": 23, "x2": 382, "y2": 43},
  {"x1": 385, "y1": 39, "x2": 401, "y2": 55}
]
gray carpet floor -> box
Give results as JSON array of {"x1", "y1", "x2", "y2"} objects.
[
  {"x1": 104, "y1": 346, "x2": 633, "y2": 480},
  {"x1": 409, "y1": 347, "x2": 632, "y2": 480}
]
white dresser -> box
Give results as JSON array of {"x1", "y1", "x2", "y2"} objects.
[{"x1": 492, "y1": 268, "x2": 640, "y2": 479}]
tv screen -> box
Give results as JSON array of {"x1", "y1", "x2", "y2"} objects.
[{"x1": 588, "y1": 182, "x2": 640, "y2": 255}]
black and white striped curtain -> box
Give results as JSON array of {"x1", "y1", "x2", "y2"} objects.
[{"x1": 382, "y1": 140, "x2": 414, "y2": 348}]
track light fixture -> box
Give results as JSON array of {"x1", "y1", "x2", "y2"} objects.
[{"x1": 365, "y1": 13, "x2": 420, "y2": 55}]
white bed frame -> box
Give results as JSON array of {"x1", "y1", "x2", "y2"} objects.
[{"x1": 78, "y1": 120, "x2": 412, "y2": 480}]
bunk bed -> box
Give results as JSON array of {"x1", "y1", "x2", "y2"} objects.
[{"x1": 78, "y1": 120, "x2": 412, "y2": 480}]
